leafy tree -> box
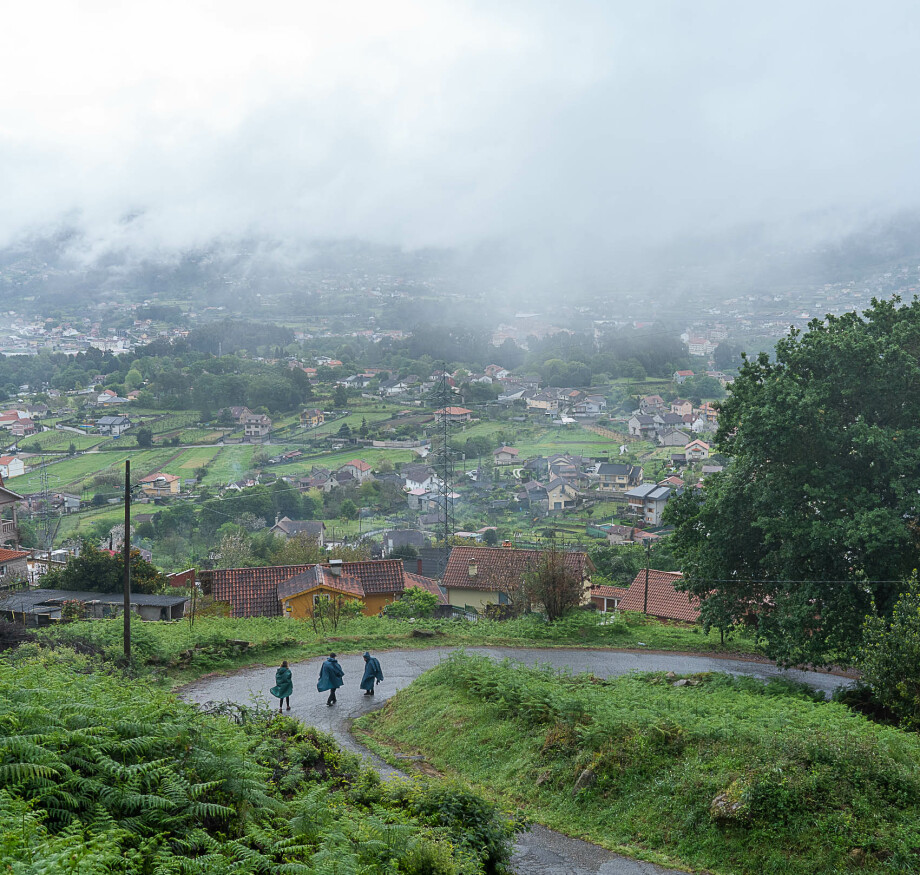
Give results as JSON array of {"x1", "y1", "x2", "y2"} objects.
[
  {"x1": 389, "y1": 544, "x2": 418, "y2": 559},
  {"x1": 667, "y1": 297, "x2": 920, "y2": 666},
  {"x1": 385, "y1": 585, "x2": 438, "y2": 618},
  {"x1": 67, "y1": 442, "x2": 76, "y2": 455},
  {"x1": 858, "y1": 577, "x2": 920, "y2": 728},
  {"x1": 482, "y1": 528, "x2": 499, "y2": 546},
  {"x1": 135, "y1": 426, "x2": 153, "y2": 448},
  {"x1": 333, "y1": 384, "x2": 348, "y2": 407},
  {"x1": 340, "y1": 499, "x2": 359, "y2": 521},
  {"x1": 523, "y1": 545, "x2": 585, "y2": 622},
  {"x1": 41, "y1": 544, "x2": 166, "y2": 594}
]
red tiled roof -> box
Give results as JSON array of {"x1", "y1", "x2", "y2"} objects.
[
  {"x1": 442, "y1": 546, "x2": 593, "y2": 593},
  {"x1": 435, "y1": 407, "x2": 472, "y2": 415},
  {"x1": 618, "y1": 570, "x2": 699, "y2": 622},
  {"x1": 343, "y1": 459, "x2": 372, "y2": 472},
  {"x1": 279, "y1": 566, "x2": 365, "y2": 600},
  {"x1": 405, "y1": 571, "x2": 447, "y2": 604},
  {"x1": 201, "y1": 560, "x2": 409, "y2": 617},
  {"x1": 0, "y1": 548, "x2": 29, "y2": 562},
  {"x1": 590, "y1": 584, "x2": 628, "y2": 601}
]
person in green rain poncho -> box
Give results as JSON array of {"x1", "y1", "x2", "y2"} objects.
[{"x1": 271, "y1": 660, "x2": 293, "y2": 712}]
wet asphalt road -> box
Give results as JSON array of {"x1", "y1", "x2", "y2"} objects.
[{"x1": 181, "y1": 647, "x2": 850, "y2": 875}]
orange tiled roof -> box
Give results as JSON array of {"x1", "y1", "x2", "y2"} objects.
[
  {"x1": 0, "y1": 548, "x2": 29, "y2": 562},
  {"x1": 618, "y1": 570, "x2": 699, "y2": 622},
  {"x1": 442, "y1": 546, "x2": 593, "y2": 593}
]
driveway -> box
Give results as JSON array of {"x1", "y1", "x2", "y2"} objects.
[{"x1": 181, "y1": 648, "x2": 850, "y2": 875}]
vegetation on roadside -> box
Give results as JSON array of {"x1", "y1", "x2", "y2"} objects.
[
  {"x1": 37, "y1": 610, "x2": 762, "y2": 684},
  {"x1": 0, "y1": 645, "x2": 522, "y2": 874},
  {"x1": 359, "y1": 652, "x2": 920, "y2": 875}
]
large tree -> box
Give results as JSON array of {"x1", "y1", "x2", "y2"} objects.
[{"x1": 667, "y1": 297, "x2": 920, "y2": 666}]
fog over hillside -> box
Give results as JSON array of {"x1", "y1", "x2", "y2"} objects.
[{"x1": 3, "y1": 1, "x2": 920, "y2": 301}]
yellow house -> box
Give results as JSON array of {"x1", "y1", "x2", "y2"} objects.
[
  {"x1": 139, "y1": 473, "x2": 180, "y2": 497},
  {"x1": 277, "y1": 559, "x2": 412, "y2": 618},
  {"x1": 300, "y1": 408, "x2": 325, "y2": 428}
]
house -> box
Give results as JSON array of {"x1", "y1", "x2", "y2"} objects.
[
  {"x1": 0, "y1": 456, "x2": 25, "y2": 480},
  {"x1": 673, "y1": 370, "x2": 694, "y2": 384},
  {"x1": 701, "y1": 464, "x2": 724, "y2": 477},
  {"x1": 96, "y1": 415, "x2": 132, "y2": 437},
  {"x1": 590, "y1": 584, "x2": 629, "y2": 612},
  {"x1": 226, "y1": 406, "x2": 253, "y2": 423},
  {"x1": 199, "y1": 559, "x2": 434, "y2": 618},
  {"x1": 0, "y1": 587, "x2": 187, "y2": 625},
  {"x1": 670, "y1": 399, "x2": 693, "y2": 416},
  {"x1": 339, "y1": 459, "x2": 373, "y2": 483},
  {"x1": 572, "y1": 395, "x2": 607, "y2": 416},
  {"x1": 96, "y1": 389, "x2": 129, "y2": 405},
  {"x1": 269, "y1": 517, "x2": 325, "y2": 546},
  {"x1": 618, "y1": 570, "x2": 699, "y2": 622},
  {"x1": 627, "y1": 415, "x2": 657, "y2": 438},
  {"x1": 658, "y1": 428, "x2": 692, "y2": 447},
  {"x1": 639, "y1": 394, "x2": 665, "y2": 414},
  {"x1": 625, "y1": 483, "x2": 672, "y2": 525},
  {"x1": 383, "y1": 529, "x2": 427, "y2": 556},
  {"x1": 10, "y1": 419, "x2": 36, "y2": 438},
  {"x1": 526, "y1": 392, "x2": 560, "y2": 414},
  {"x1": 546, "y1": 478, "x2": 577, "y2": 511},
  {"x1": 300, "y1": 469, "x2": 337, "y2": 492},
  {"x1": 433, "y1": 406, "x2": 473, "y2": 423},
  {"x1": 442, "y1": 545, "x2": 594, "y2": 613},
  {"x1": 56, "y1": 492, "x2": 83, "y2": 513},
  {"x1": 691, "y1": 415, "x2": 715, "y2": 434},
  {"x1": 0, "y1": 481, "x2": 23, "y2": 547},
  {"x1": 243, "y1": 413, "x2": 272, "y2": 441},
  {"x1": 684, "y1": 439, "x2": 711, "y2": 461},
  {"x1": 492, "y1": 446, "x2": 519, "y2": 466},
  {"x1": 300, "y1": 408, "x2": 325, "y2": 428},
  {"x1": 402, "y1": 464, "x2": 436, "y2": 491},
  {"x1": 517, "y1": 480, "x2": 548, "y2": 508},
  {"x1": 0, "y1": 547, "x2": 29, "y2": 587},
  {"x1": 595, "y1": 463, "x2": 643, "y2": 493},
  {"x1": 605, "y1": 524, "x2": 635, "y2": 545},
  {"x1": 139, "y1": 472, "x2": 180, "y2": 497},
  {"x1": 484, "y1": 364, "x2": 510, "y2": 379},
  {"x1": 380, "y1": 378, "x2": 410, "y2": 396}
]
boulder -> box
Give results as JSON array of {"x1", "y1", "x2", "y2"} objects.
[{"x1": 573, "y1": 767, "x2": 596, "y2": 795}]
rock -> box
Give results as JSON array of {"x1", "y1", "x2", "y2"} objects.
[
  {"x1": 665, "y1": 671, "x2": 677, "y2": 679},
  {"x1": 673, "y1": 679, "x2": 689, "y2": 687},
  {"x1": 710, "y1": 780, "x2": 750, "y2": 823},
  {"x1": 573, "y1": 768, "x2": 596, "y2": 795},
  {"x1": 535, "y1": 771, "x2": 551, "y2": 787},
  {"x1": 849, "y1": 848, "x2": 866, "y2": 866}
]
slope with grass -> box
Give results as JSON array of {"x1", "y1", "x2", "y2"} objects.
[
  {"x1": 0, "y1": 643, "x2": 521, "y2": 875},
  {"x1": 359, "y1": 652, "x2": 920, "y2": 874}
]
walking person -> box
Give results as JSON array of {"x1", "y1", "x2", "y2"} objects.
[
  {"x1": 317, "y1": 652, "x2": 344, "y2": 706},
  {"x1": 271, "y1": 660, "x2": 293, "y2": 713},
  {"x1": 360, "y1": 651, "x2": 384, "y2": 696}
]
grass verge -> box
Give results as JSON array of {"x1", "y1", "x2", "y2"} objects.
[
  {"x1": 37, "y1": 610, "x2": 764, "y2": 687},
  {"x1": 356, "y1": 652, "x2": 920, "y2": 875}
]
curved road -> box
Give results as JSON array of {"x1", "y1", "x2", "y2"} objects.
[{"x1": 181, "y1": 648, "x2": 850, "y2": 875}]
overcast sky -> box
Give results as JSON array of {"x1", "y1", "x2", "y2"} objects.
[{"x1": 2, "y1": 1, "x2": 919, "y2": 269}]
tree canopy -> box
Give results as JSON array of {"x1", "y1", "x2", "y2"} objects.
[{"x1": 667, "y1": 297, "x2": 920, "y2": 666}]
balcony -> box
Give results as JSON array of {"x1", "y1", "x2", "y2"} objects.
[{"x1": 1, "y1": 519, "x2": 18, "y2": 542}]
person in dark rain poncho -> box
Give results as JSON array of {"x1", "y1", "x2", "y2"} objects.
[
  {"x1": 360, "y1": 651, "x2": 384, "y2": 696},
  {"x1": 271, "y1": 660, "x2": 293, "y2": 712},
  {"x1": 317, "y1": 652, "x2": 344, "y2": 706}
]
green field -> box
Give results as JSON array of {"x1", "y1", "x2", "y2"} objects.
[
  {"x1": 172, "y1": 445, "x2": 222, "y2": 470},
  {"x1": 17, "y1": 430, "x2": 104, "y2": 452},
  {"x1": 199, "y1": 444, "x2": 256, "y2": 485},
  {"x1": 14, "y1": 448, "x2": 182, "y2": 494}
]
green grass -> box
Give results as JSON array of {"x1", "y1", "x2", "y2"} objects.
[
  {"x1": 199, "y1": 445, "x2": 256, "y2": 485},
  {"x1": 18, "y1": 430, "x2": 103, "y2": 452},
  {"x1": 13, "y1": 448, "x2": 181, "y2": 493},
  {"x1": 359, "y1": 653, "x2": 920, "y2": 874},
  {"x1": 40, "y1": 611, "x2": 761, "y2": 687},
  {"x1": 172, "y1": 445, "x2": 222, "y2": 470}
]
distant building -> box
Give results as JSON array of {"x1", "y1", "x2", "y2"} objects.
[
  {"x1": 433, "y1": 406, "x2": 473, "y2": 423},
  {"x1": 139, "y1": 473, "x2": 180, "y2": 497},
  {"x1": 269, "y1": 517, "x2": 325, "y2": 546},
  {"x1": 625, "y1": 483, "x2": 672, "y2": 525},
  {"x1": 300, "y1": 408, "x2": 325, "y2": 428},
  {"x1": 0, "y1": 456, "x2": 25, "y2": 479},
  {"x1": 243, "y1": 413, "x2": 272, "y2": 440}
]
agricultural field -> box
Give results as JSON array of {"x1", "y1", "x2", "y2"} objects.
[
  {"x1": 172, "y1": 445, "x2": 222, "y2": 471},
  {"x1": 198, "y1": 444, "x2": 256, "y2": 486},
  {"x1": 14, "y1": 448, "x2": 181, "y2": 494},
  {"x1": 16, "y1": 429, "x2": 104, "y2": 452}
]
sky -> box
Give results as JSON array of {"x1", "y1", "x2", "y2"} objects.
[{"x1": 2, "y1": 1, "x2": 919, "y2": 274}]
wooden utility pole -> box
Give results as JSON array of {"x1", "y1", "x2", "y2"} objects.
[
  {"x1": 123, "y1": 460, "x2": 131, "y2": 659},
  {"x1": 643, "y1": 538, "x2": 651, "y2": 615}
]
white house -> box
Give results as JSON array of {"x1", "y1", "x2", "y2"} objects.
[{"x1": 0, "y1": 456, "x2": 25, "y2": 479}]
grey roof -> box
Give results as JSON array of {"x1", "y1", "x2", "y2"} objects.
[
  {"x1": 97, "y1": 415, "x2": 130, "y2": 425},
  {"x1": 626, "y1": 484, "x2": 671, "y2": 501},
  {"x1": 0, "y1": 588, "x2": 188, "y2": 612},
  {"x1": 597, "y1": 463, "x2": 630, "y2": 476}
]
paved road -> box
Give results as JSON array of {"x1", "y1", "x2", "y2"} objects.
[{"x1": 181, "y1": 648, "x2": 850, "y2": 875}]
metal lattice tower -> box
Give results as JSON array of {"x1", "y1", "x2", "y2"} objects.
[
  {"x1": 36, "y1": 455, "x2": 57, "y2": 554},
  {"x1": 432, "y1": 371, "x2": 456, "y2": 578}
]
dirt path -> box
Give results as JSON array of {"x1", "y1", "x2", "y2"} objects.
[{"x1": 181, "y1": 647, "x2": 850, "y2": 875}]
